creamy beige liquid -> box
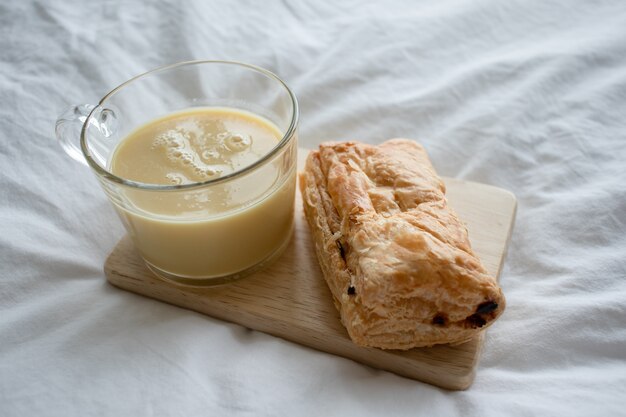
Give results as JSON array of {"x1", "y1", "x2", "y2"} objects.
[{"x1": 109, "y1": 107, "x2": 296, "y2": 279}]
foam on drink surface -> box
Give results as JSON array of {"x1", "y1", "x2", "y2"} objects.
[
  {"x1": 151, "y1": 119, "x2": 252, "y2": 185},
  {"x1": 110, "y1": 108, "x2": 280, "y2": 187}
]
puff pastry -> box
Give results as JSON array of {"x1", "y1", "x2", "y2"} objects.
[{"x1": 299, "y1": 139, "x2": 505, "y2": 349}]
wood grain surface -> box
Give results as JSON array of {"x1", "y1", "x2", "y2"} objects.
[{"x1": 104, "y1": 148, "x2": 517, "y2": 390}]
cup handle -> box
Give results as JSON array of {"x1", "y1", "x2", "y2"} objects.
[{"x1": 55, "y1": 104, "x2": 96, "y2": 166}]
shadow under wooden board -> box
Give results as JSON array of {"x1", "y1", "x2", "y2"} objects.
[{"x1": 105, "y1": 147, "x2": 517, "y2": 390}]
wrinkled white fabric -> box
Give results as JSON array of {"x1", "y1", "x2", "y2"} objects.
[{"x1": 1, "y1": 1, "x2": 625, "y2": 416}]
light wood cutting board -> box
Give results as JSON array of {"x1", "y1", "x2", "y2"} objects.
[{"x1": 104, "y1": 147, "x2": 516, "y2": 390}]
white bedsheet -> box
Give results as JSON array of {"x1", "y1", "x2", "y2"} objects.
[{"x1": 1, "y1": 1, "x2": 625, "y2": 415}]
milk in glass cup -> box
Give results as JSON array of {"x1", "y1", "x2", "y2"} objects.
[{"x1": 55, "y1": 61, "x2": 299, "y2": 286}]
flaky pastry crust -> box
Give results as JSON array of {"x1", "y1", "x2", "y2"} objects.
[{"x1": 299, "y1": 139, "x2": 505, "y2": 349}]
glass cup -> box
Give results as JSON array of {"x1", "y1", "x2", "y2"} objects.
[{"x1": 55, "y1": 60, "x2": 299, "y2": 286}]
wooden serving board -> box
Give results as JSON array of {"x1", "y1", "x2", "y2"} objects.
[{"x1": 105, "y1": 148, "x2": 516, "y2": 390}]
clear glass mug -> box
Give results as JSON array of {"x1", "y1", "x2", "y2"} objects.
[{"x1": 55, "y1": 61, "x2": 299, "y2": 286}]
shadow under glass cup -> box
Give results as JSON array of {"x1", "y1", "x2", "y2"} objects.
[{"x1": 55, "y1": 61, "x2": 299, "y2": 286}]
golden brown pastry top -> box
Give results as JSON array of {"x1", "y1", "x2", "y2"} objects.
[{"x1": 301, "y1": 139, "x2": 504, "y2": 349}]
